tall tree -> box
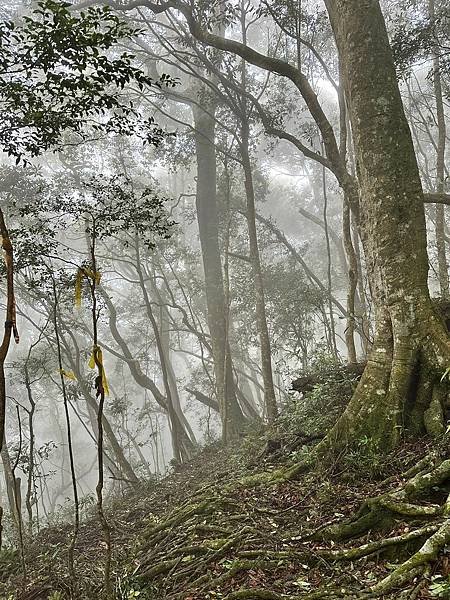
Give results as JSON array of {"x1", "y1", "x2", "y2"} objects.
[
  {"x1": 193, "y1": 98, "x2": 246, "y2": 439},
  {"x1": 428, "y1": 0, "x2": 449, "y2": 298},
  {"x1": 77, "y1": 0, "x2": 450, "y2": 449},
  {"x1": 322, "y1": 0, "x2": 450, "y2": 449}
]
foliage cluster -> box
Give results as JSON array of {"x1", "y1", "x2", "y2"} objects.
[
  {"x1": 279, "y1": 355, "x2": 359, "y2": 439},
  {"x1": 0, "y1": 0, "x2": 177, "y2": 162}
]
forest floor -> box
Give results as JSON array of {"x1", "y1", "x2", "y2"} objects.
[{"x1": 1, "y1": 373, "x2": 450, "y2": 600}]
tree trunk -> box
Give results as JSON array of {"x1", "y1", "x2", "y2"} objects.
[
  {"x1": 323, "y1": 0, "x2": 450, "y2": 450},
  {"x1": 352, "y1": 214, "x2": 371, "y2": 356},
  {"x1": 429, "y1": 0, "x2": 449, "y2": 299},
  {"x1": 1, "y1": 437, "x2": 22, "y2": 535},
  {"x1": 134, "y1": 245, "x2": 184, "y2": 464},
  {"x1": 240, "y1": 123, "x2": 278, "y2": 423},
  {"x1": 321, "y1": 163, "x2": 339, "y2": 360},
  {"x1": 192, "y1": 101, "x2": 246, "y2": 440},
  {"x1": 342, "y1": 195, "x2": 358, "y2": 364},
  {"x1": 99, "y1": 285, "x2": 196, "y2": 458},
  {"x1": 146, "y1": 266, "x2": 198, "y2": 447}
]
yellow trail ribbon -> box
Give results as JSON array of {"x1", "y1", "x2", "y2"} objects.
[
  {"x1": 60, "y1": 369, "x2": 77, "y2": 381},
  {"x1": 74, "y1": 267, "x2": 102, "y2": 308},
  {"x1": 83, "y1": 267, "x2": 102, "y2": 285},
  {"x1": 89, "y1": 345, "x2": 109, "y2": 396}
]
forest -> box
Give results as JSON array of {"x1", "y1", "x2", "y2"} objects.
[{"x1": 0, "y1": 0, "x2": 449, "y2": 598}]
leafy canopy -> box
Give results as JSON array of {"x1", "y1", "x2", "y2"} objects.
[
  {"x1": 0, "y1": 0, "x2": 175, "y2": 162},
  {"x1": 8, "y1": 173, "x2": 176, "y2": 271}
]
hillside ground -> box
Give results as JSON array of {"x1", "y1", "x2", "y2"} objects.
[{"x1": 1, "y1": 365, "x2": 449, "y2": 600}]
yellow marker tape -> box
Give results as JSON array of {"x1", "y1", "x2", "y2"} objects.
[
  {"x1": 60, "y1": 369, "x2": 77, "y2": 381},
  {"x1": 74, "y1": 267, "x2": 102, "y2": 308},
  {"x1": 89, "y1": 345, "x2": 109, "y2": 395}
]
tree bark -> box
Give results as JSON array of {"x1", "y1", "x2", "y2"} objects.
[
  {"x1": 0, "y1": 209, "x2": 19, "y2": 454},
  {"x1": 322, "y1": 0, "x2": 450, "y2": 450},
  {"x1": 193, "y1": 101, "x2": 246, "y2": 440},
  {"x1": 240, "y1": 123, "x2": 278, "y2": 423},
  {"x1": 429, "y1": 0, "x2": 449, "y2": 298},
  {"x1": 342, "y1": 196, "x2": 358, "y2": 364}
]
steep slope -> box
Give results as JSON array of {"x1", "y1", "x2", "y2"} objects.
[{"x1": 1, "y1": 379, "x2": 450, "y2": 600}]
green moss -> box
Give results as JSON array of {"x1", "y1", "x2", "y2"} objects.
[{"x1": 424, "y1": 392, "x2": 445, "y2": 437}]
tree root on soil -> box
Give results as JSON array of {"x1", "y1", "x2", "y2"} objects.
[
  {"x1": 134, "y1": 451, "x2": 450, "y2": 600},
  {"x1": 321, "y1": 457, "x2": 450, "y2": 541}
]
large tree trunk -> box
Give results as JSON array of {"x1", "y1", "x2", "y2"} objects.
[
  {"x1": 323, "y1": 0, "x2": 450, "y2": 450},
  {"x1": 192, "y1": 101, "x2": 246, "y2": 440}
]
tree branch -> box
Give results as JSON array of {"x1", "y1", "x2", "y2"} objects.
[{"x1": 424, "y1": 192, "x2": 450, "y2": 205}]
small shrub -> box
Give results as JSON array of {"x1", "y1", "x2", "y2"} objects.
[
  {"x1": 116, "y1": 572, "x2": 154, "y2": 600},
  {"x1": 430, "y1": 575, "x2": 450, "y2": 598},
  {"x1": 341, "y1": 435, "x2": 385, "y2": 480},
  {"x1": 280, "y1": 356, "x2": 359, "y2": 438}
]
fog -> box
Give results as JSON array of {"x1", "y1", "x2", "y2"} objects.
[{"x1": 0, "y1": 0, "x2": 447, "y2": 553}]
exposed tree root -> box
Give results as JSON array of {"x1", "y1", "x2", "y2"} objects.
[
  {"x1": 131, "y1": 447, "x2": 450, "y2": 600},
  {"x1": 142, "y1": 496, "x2": 239, "y2": 541},
  {"x1": 368, "y1": 512, "x2": 450, "y2": 596},
  {"x1": 322, "y1": 524, "x2": 438, "y2": 561},
  {"x1": 167, "y1": 559, "x2": 283, "y2": 600},
  {"x1": 322, "y1": 456, "x2": 450, "y2": 541},
  {"x1": 223, "y1": 587, "x2": 344, "y2": 599},
  {"x1": 237, "y1": 524, "x2": 436, "y2": 562},
  {"x1": 224, "y1": 591, "x2": 296, "y2": 600},
  {"x1": 376, "y1": 498, "x2": 441, "y2": 516}
]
